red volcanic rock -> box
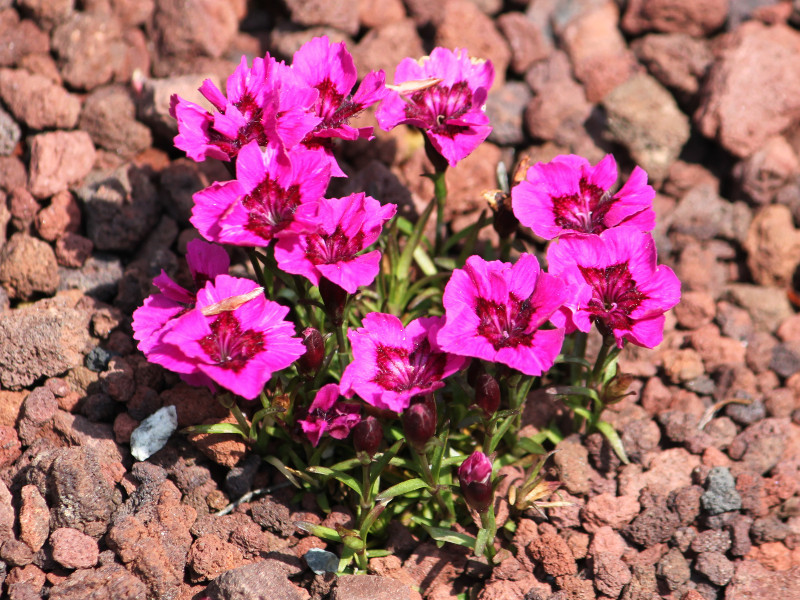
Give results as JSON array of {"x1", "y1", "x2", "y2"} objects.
[
  {"x1": 696, "y1": 22, "x2": 800, "y2": 158},
  {"x1": 28, "y1": 131, "x2": 96, "y2": 199},
  {"x1": 50, "y1": 528, "x2": 99, "y2": 569}
]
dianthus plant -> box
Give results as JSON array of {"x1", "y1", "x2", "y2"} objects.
[{"x1": 134, "y1": 38, "x2": 681, "y2": 571}]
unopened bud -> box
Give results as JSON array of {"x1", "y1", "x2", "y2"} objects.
[
  {"x1": 601, "y1": 372, "x2": 635, "y2": 404},
  {"x1": 486, "y1": 191, "x2": 518, "y2": 238},
  {"x1": 402, "y1": 395, "x2": 437, "y2": 451},
  {"x1": 458, "y1": 451, "x2": 493, "y2": 513},
  {"x1": 353, "y1": 416, "x2": 382, "y2": 457},
  {"x1": 297, "y1": 328, "x2": 325, "y2": 376},
  {"x1": 474, "y1": 373, "x2": 500, "y2": 418}
]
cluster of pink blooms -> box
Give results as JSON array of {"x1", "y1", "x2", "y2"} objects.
[{"x1": 133, "y1": 37, "x2": 680, "y2": 453}]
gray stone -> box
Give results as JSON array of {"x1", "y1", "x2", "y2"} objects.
[
  {"x1": 130, "y1": 405, "x2": 178, "y2": 462},
  {"x1": 0, "y1": 106, "x2": 20, "y2": 157},
  {"x1": 701, "y1": 467, "x2": 742, "y2": 515}
]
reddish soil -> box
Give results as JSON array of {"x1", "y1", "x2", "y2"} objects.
[{"x1": 2, "y1": 1, "x2": 800, "y2": 599}]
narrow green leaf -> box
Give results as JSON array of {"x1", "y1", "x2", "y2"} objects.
[
  {"x1": 307, "y1": 466, "x2": 363, "y2": 498},
  {"x1": 181, "y1": 422, "x2": 246, "y2": 437},
  {"x1": 263, "y1": 456, "x2": 302, "y2": 488},
  {"x1": 488, "y1": 413, "x2": 518, "y2": 453},
  {"x1": 423, "y1": 525, "x2": 477, "y2": 549},
  {"x1": 295, "y1": 522, "x2": 342, "y2": 542},
  {"x1": 413, "y1": 245, "x2": 437, "y2": 276},
  {"x1": 571, "y1": 406, "x2": 593, "y2": 421},
  {"x1": 307, "y1": 466, "x2": 335, "y2": 477},
  {"x1": 366, "y1": 549, "x2": 392, "y2": 558},
  {"x1": 430, "y1": 426, "x2": 449, "y2": 483},
  {"x1": 474, "y1": 527, "x2": 490, "y2": 558},
  {"x1": 397, "y1": 198, "x2": 436, "y2": 280},
  {"x1": 338, "y1": 546, "x2": 355, "y2": 572},
  {"x1": 375, "y1": 478, "x2": 429, "y2": 502},
  {"x1": 369, "y1": 440, "x2": 404, "y2": 495},
  {"x1": 441, "y1": 455, "x2": 468, "y2": 468},
  {"x1": 596, "y1": 420, "x2": 629, "y2": 464},
  {"x1": 516, "y1": 437, "x2": 546, "y2": 456},
  {"x1": 332, "y1": 471, "x2": 363, "y2": 498},
  {"x1": 549, "y1": 385, "x2": 601, "y2": 403},
  {"x1": 359, "y1": 502, "x2": 387, "y2": 538}
]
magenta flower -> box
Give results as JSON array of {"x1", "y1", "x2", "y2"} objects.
[
  {"x1": 298, "y1": 383, "x2": 361, "y2": 447},
  {"x1": 511, "y1": 154, "x2": 656, "y2": 240},
  {"x1": 191, "y1": 140, "x2": 331, "y2": 246},
  {"x1": 458, "y1": 451, "x2": 493, "y2": 513},
  {"x1": 170, "y1": 55, "x2": 320, "y2": 162},
  {"x1": 339, "y1": 314, "x2": 468, "y2": 413},
  {"x1": 376, "y1": 47, "x2": 494, "y2": 167},
  {"x1": 132, "y1": 239, "x2": 229, "y2": 362},
  {"x1": 274, "y1": 193, "x2": 396, "y2": 294},
  {"x1": 292, "y1": 36, "x2": 387, "y2": 176},
  {"x1": 437, "y1": 254, "x2": 568, "y2": 377},
  {"x1": 159, "y1": 275, "x2": 305, "y2": 400},
  {"x1": 546, "y1": 227, "x2": 681, "y2": 349}
]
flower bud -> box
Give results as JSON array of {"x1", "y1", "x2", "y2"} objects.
[
  {"x1": 319, "y1": 277, "x2": 348, "y2": 326},
  {"x1": 297, "y1": 327, "x2": 325, "y2": 376},
  {"x1": 458, "y1": 451, "x2": 493, "y2": 513},
  {"x1": 474, "y1": 373, "x2": 500, "y2": 418},
  {"x1": 352, "y1": 416, "x2": 382, "y2": 457},
  {"x1": 601, "y1": 372, "x2": 635, "y2": 405},
  {"x1": 402, "y1": 395, "x2": 437, "y2": 451}
]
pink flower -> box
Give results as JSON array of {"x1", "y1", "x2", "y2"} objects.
[
  {"x1": 170, "y1": 55, "x2": 320, "y2": 162},
  {"x1": 298, "y1": 383, "x2": 361, "y2": 447},
  {"x1": 292, "y1": 36, "x2": 387, "y2": 176},
  {"x1": 546, "y1": 227, "x2": 681, "y2": 349},
  {"x1": 191, "y1": 140, "x2": 331, "y2": 246},
  {"x1": 340, "y1": 313, "x2": 468, "y2": 413},
  {"x1": 159, "y1": 275, "x2": 305, "y2": 400},
  {"x1": 376, "y1": 47, "x2": 494, "y2": 167},
  {"x1": 274, "y1": 193, "x2": 396, "y2": 294},
  {"x1": 132, "y1": 239, "x2": 229, "y2": 363},
  {"x1": 458, "y1": 451, "x2": 493, "y2": 513},
  {"x1": 437, "y1": 254, "x2": 568, "y2": 377},
  {"x1": 511, "y1": 154, "x2": 656, "y2": 240}
]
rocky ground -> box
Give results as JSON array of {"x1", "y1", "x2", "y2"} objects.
[{"x1": 2, "y1": 0, "x2": 800, "y2": 599}]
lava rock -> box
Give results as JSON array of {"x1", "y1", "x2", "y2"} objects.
[{"x1": 701, "y1": 467, "x2": 742, "y2": 515}]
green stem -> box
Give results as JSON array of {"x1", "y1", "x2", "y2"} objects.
[
  {"x1": 591, "y1": 337, "x2": 615, "y2": 386},
  {"x1": 361, "y1": 464, "x2": 371, "y2": 509},
  {"x1": 432, "y1": 169, "x2": 448, "y2": 255},
  {"x1": 413, "y1": 448, "x2": 455, "y2": 522},
  {"x1": 335, "y1": 321, "x2": 348, "y2": 373},
  {"x1": 570, "y1": 331, "x2": 588, "y2": 386},
  {"x1": 480, "y1": 506, "x2": 497, "y2": 561},
  {"x1": 229, "y1": 402, "x2": 251, "y2": 440}
]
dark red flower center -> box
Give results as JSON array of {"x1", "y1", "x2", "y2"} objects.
[
  {"x1": 475, "y1": 292, "x2": 537, "y2": 350},
  {"x1": 208, "y1": 92, "x2": 268, "y2": 157},
  {"x1": 242, "y1": 178, "x2": 302, "y2": 240},
  {"x1": 305, "y1": 226, "x2": 365, "y2": 265},
  {"x1": 551, "y1": 179, "x2": 615, "y2": 234},
  {"x1": 578, "y1": 262, "x2": 647, "y2": 333},
  {"x1": 405, "y1": 81, "x2": 472, "y2": 139},
  {"x1": 372, "y1": 339, "x2": 447, "y2": 393},
  {"x1": 313, "y1": 78, "x2": 362, "y2": 130},
  {"x1": 198, "y1": 311, "x2": 265, "y2": 372}
]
